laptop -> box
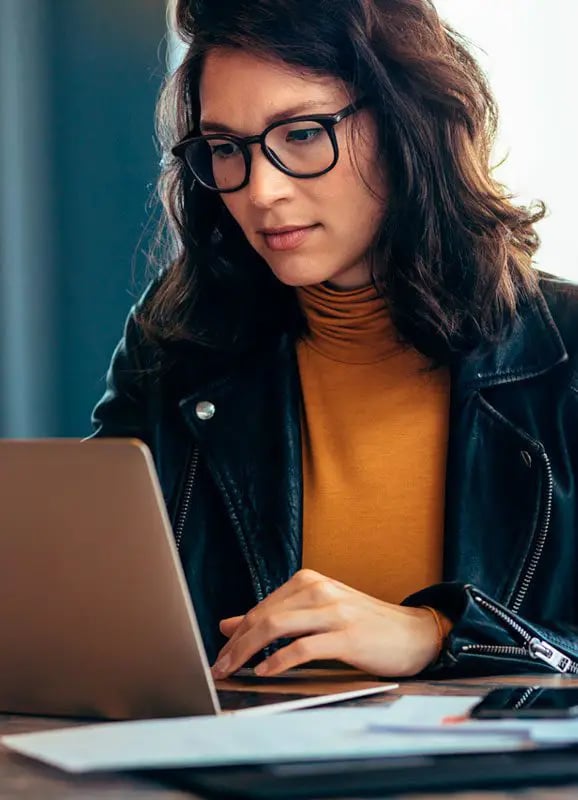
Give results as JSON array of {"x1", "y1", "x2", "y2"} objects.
[{"x1": 0, "y1": 439, "x2": 394, "y2": 720}]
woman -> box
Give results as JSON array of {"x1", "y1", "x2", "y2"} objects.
[{"x1": 92, "y1": 0, "x2": 578, "y2": 680}]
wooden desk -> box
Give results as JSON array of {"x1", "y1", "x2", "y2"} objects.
[{"x1": 2, "y1": 671, "x2": 578, "y2": 799}]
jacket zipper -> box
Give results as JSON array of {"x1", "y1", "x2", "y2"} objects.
[
  {"x1": 511, "y1": 449, "x2": 554, "y2": 614},
  {"x1": 460, "y1": 448, "x2": 575, "y2": 673},
  {"x1": 462, "y1": 595, "x2": 578, "y2": 674},
  {"x1": 173, "y1": 447, "x2": 200, "y2": 552},
  {"x1": 172, "y1": 447, "x2": 265, "y2": 605}
]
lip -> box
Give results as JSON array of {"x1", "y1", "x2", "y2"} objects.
[
  {"x1": 259, "y1": 225, "x2": 314, "y2": 234},
  {"x1": 260, "y1": 224, "x2": 319, "y2": 252}
]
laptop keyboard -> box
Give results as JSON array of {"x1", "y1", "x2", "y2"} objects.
[
  {"x1": 217, "y1": 690, "x2": 311, "y2": 711},
  {"x1": 217, "y1": 689, "x2": 384, "y2": 712}
]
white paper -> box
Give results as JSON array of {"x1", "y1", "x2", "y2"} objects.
[
  {"x1": 529, "y1": 721, "x2": 578, "y2": 743},
  {"x1": 1, "y1": 697, "x2": 529, "y2": 774},
  {"x1": 367, "y1": 696, "x2": 531, "y2": 738},
  {"x1": 368, "y1": 696, "x2": 578, "y2": 744},
  {"x1": 369, "y1": 695, "x2": 477, "y2": 725}
]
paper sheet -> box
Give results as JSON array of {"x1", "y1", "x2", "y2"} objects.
[
  {"x1": 366, "y1": 696, "x2": 578, "y2": 743},
  {"x1": 2, "y1": 695, "x2": 531, "y2": 774}
]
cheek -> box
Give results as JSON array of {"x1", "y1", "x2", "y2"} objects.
[
  {"x1": 321, "y1": 155, "x2": 387, "y2": 237},
  {"x1": 339, "y1": 122, "x2": 388, "y2": 218}
]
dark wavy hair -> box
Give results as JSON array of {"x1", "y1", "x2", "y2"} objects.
[{"x1": 139, "y1": 0, "x2": 545, "y2": 363}]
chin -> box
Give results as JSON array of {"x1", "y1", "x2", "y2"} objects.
[
  {"x1": 263, "y1": 255, "x2": 338, "y2": 288},
  {"x1": 269, "y1": 267, "x2": 336, "y2": 288}
]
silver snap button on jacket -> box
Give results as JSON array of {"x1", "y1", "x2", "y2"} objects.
[{"x1": 195, "y1": 401, "x2": 215, "y2": 420}]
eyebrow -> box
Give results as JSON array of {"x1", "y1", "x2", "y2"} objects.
[{"x1": 199, "y1": 99, "x2": 335, "y2": 134}]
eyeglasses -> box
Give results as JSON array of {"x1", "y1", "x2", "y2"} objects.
[{"x1": 171, "y1": 98, "x2": 367, "y2": 193}]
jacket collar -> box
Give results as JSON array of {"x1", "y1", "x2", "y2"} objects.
[
  {"x1": 177, "y1": 284, "x2": 570, "y2": 455},
  {"x1": 178, "y1": 281, "x2": 568, "y2": 399},
  {"x1": 177, "y1": 284, "x2": 569, "y2": 429},
  {"x1": 452, "y1": 287, "x2": 568, "y2": 393}
]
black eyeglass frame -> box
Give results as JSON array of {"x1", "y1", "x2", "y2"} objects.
[{"x1": 171, "y1": 97, "x2": 368, "y2": 193}]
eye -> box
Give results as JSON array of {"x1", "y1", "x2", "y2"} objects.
[
  {"x1": 286, "y1": 127, "x2": 324, "y2": 144},
  {"x1": 210, "y1": 141, "x2": 241, "y2": 159}
]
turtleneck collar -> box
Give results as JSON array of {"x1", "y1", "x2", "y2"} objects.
[{"x1": 296, "y1": 281, "x2": 405, "y2": 365}]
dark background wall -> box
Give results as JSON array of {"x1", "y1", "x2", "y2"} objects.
[{"x1": 0, "y1": 0, "x2": 166, "y2": 437}]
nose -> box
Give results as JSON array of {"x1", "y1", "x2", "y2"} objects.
[{"x1": 246, "y1": 147, "x2": 293, "y2": 208}]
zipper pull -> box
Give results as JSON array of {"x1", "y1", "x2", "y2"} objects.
[{"x1": 529, "y1": 637, "x2": 572, "y2": 672}]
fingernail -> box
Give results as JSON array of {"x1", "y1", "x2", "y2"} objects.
[
  {"x1": 213, "y1": 655, "x2": 231, "y2": 677},
  {"x1": 254, "y1": 662, "x2": 269, "y2": 676}
]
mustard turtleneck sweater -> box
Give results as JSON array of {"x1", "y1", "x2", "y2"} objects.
[{"x1": 296, "y1": 281, "x2": 451, "y2": 607}]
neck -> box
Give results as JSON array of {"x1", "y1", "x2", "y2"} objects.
[
  {"x1": 322, "y1": 262, "x2": 372, "y2": 291},
  {"x1": 296, "y1": 281, "x2": 404, "y2": 365}
]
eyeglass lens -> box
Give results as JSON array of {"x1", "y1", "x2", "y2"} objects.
[{"x1": 185, "y1": 120, "x2": 335, "y2": 191}]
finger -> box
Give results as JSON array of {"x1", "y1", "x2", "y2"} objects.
[
  {"x1": 212, "y1": 606, "x2": 342, "y2": 679},
  {"x1": 232, "y1": 570, "x2": 343, "y2": 637},
  {"x1": 254, "y1": 632, "x2": 343, "y2": 677},
  {"x1": 215, "y1": 579, "x2": 342, "y2": 664},
  {"x1": 217, "y1": 571, "x2": 350, "y2": 659},
  {"x1": 219, "y1": 616, "x2": 244, "y2": 637}
]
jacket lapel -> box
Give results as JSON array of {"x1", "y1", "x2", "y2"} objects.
[
  {"x1": 179, "y1": 334, "x2": 303, "y2": 596},
  {"x1": 443, "y1": 288, "x2": 568, "y2": 600}
]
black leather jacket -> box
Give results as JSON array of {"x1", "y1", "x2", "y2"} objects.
[{"x1": 91, "y1": 273, "x2": 578, "y2": 674}]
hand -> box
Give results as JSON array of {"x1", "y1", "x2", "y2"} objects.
[{"x1": 211, "y1": 569, "x2": 441, "y2": 679}]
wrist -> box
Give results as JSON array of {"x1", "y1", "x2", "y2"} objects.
[
  {"x1": 419, "y1": 605, "x2": 452, "y2": 665},
  {"x1": 398, "y1": 605, "x2": 443, "y2": 675}
]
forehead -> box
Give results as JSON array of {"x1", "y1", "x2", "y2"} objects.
[{"x1": 199, "y1": 48, "x2": 348, "y2": 131}]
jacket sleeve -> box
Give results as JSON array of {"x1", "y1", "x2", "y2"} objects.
[
  {"x1": 403, "y1": 583, "x2": 578, "y2": 677},
  {"x1": 88, "y1": 281, "x2": 158, "y2": 443},
  {"x1": 404, "y1": 378, "x2": 578, "y2": 678}
]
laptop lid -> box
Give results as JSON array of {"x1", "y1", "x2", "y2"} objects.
[{"x1": 0, "y1": 438, "x2": 220, "y2": 720}]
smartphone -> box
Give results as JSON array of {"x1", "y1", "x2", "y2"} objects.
[{"x1": 470, "y1": 686, "x2": 578, "y2": 719}]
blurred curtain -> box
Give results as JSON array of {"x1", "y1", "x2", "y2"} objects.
[
  {"x1": 0, "y1": 0, "x2": 55, "y2": 437},
  {"x1": 0, "y1": 0, "x2": 166, "y2": 437}
]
